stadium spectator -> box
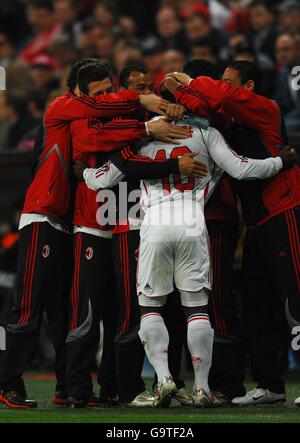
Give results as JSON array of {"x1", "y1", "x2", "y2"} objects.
[
  {"x1": 156, "y1": 7, "x2": 187, "y2": 52},
  {"x1": 0, "y1": 92, "x2": 10, "y2": 151},
  {"x1": 190, "y1": 38, "x2": 218, "y2": 64},
  {"x1": 29, "y1": 55, "x2": 60, "y2": 93},
  {"x1": 113, "y1": 40, "x2": 143, "y2": 78},
  {"x1": 94, "y1": 27, "x2": 115, "y2": 60},
  {"x1": 19, "y1": 0, "x2": 61, "y2": 64},
  {"x1": 184, "y1": 11, "x2": 227, "y2": 56},
  {"x1": 49, "y1": 35, "x2": 79, "y2": 68},
  {"x1": 118, "y1": 15, "x2": 137, "y2": 38},
  {"x1": 1, "y1": 90, "x2": 39, "y2": 151},
  {"x1": 93, "y1": 1, "x2": 117, "y2": 30},
  {"x1": 277, "y1": 0, "x2": 300, "y2": 31},
  {"x1": 0, "y1": 33, "x2": 15, "y2": 68},
  {"x1": 53, "y1": 0, "x2": 82, "y2": 49},
  {"x1": 161, "y1": 49, "x2": 185, "y2": 76},
  {"x1": 275, "y1": 33, "x2": 300, "y2": 135},
  {"x1": 247, "y1": 0, "x2": 277, "y2": 62}
]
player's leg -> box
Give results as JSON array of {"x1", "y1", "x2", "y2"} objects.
[
  {"x1": 275, "y1": 207, "x2": 300, "y2": 326},
  {"x1": 66, "y1": 233, "x2": 106, "y2": 407},
  {"x1": 138, "y1": 295, "x2": 177, "y2": 407},
  {"x1": 174, "y1": 218, "x2": 214, "y2": 408},
  {"x1": 0, "y1": 223, "x2": 42, "y2": 408},
  {"x1": 137, "y1": 222, "x2": 177, "y2": 407},
  {"x1": 179, "y1": 289, "x2": 214, "y2": 408},
  {"x1": 44, "y1": 229, "x2": 72, "y2": 406},
  {"x1": 162, "y1": 293, "x2": 192, "y2": 406},
  {"x1": 232, "y1": 225, "x2": 286, "y2": 405},
  {"x1": 265, "y1": 208, "x2": 300, "y2": 406},
  {"x1": 207, "y1": 219, "x2": 245, "y2": 404},
  {"x1": 97, "y1": 239, "x2": 118, "y2": 405},
  {"x1": 0, "y1": 222, "x2": 61, "y2": 408},
  {"x1": 113, "y1": 230, "x2": 148, "y2": 405}
]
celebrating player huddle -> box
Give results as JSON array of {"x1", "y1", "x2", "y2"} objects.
[{"x1": 0, "y1": 57, "x2": 299, "y2": 410}]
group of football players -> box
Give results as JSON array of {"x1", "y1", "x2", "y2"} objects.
[{"x1": 0, "y1": 55, "x2": 299, "y2": 410}]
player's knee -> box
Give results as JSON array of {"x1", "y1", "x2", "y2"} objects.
[
  {"x1": 179, "y1": 289, "x2": 209, "y2": 318},
  {"x1": 138, "y1": 294, "x2": 168, "y2": 315}
]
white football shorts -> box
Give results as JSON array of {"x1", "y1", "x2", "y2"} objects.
[{"x1": 137, "y1": 200, "x2": 212, "y2": 299}]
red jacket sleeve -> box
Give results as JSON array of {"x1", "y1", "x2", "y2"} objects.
[
  {"x1": 88, "y1": 118, "x2": 147, "y2": 151},
  {"x1": 71, "y1": 118, "x2": 147, "y2": 155},
  {"x1": 175, "y1": 77, "x2": 281, "y2": 133},
  {"x1": 46, "y1": 90, "x2": 141, "y2": 122}
]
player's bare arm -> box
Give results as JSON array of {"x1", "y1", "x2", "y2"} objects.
[{"x1": 139, "y1": 94, "x2": 169, "y2": 115}]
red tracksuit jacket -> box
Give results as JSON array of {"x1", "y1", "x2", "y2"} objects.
[
  {"x1": 22, "y1": 90, "x2": 143, "y2": 228},
  {"x1": 175, "y1": 77, "x2": 300, "y2": 227}
]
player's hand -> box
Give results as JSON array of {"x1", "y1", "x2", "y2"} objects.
[
  {"x1": 179, "y1": 152, "x2": 208, "y2": 178},
  {"x1": 73, "y1": 160, "x2": 87, "y2": 181},
  {"x1": 278, "y1": 145, "x2": 297, "y2": 169},
  {"x1": 139, "y1": 94, "x2": 169, "y2": 115},
  {"x1": 147, "y1": 119, "x2": 190, "y2": 144},
  {"x1": 160, "y1": 76, "x2": 181, "y2": 96},
  {"x1": 165, "y1": 103, "x2": 186, "y2": 121},
  {"x1": 165, "y1": 72, "x2": 192, "y2": 85}
]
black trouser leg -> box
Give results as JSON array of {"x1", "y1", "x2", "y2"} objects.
[
  {"x1": 66, "y1": 233, "x2": 116, "y2": 401},
  {"x1": 242, "y1": 219, "x2": 286, "y2": 394},
  {"x1": 113, "y1": 230, "x2": 145, "y2": 403},
  {"x1": 98, "y1": 274, "x2": 118, "y2": 399},
  {"x1": 45, "y1": 234, "x2": 72, "y2": 392},
  {"x1": 0, "y1": 222, "x2": 69, "y2": 394},
  {"x1": 243, "y1": 207, "x2": 300, "y2": 393},
  {"x1": 207, "y1": 219, "x2": 245, "y2": 399},
  {"x1": 277, "y1": 207, "x2": 300, "y2": 326}
]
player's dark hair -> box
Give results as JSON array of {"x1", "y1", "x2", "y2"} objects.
[
  {"x1": 77, "y1": 62, "x2": 112, "y2": 95},
  {"x1": 67, "y1": 58, "x2": 101, "y2": 92},
  {"x1": 228, "y1": 60, "x2": 263, "y2": 92},
  {"x1": 183, "y1": 59, "x2": 220, "y2": 80},
  {"x1": 119, "y1": 64, "x2": 147, "y2": 88}
]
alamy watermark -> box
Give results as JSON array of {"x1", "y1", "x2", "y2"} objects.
[
  {"x1": 291, "y1": 326, "x2": 300, "y2": 351},
  {"x1": 291, "y1": 66, "x2": 300, "y2": 91},
  {"x1": 95, "y1": 183, "x2": 205, "y2": 237},
  {"x1": 0, "y1": 66, "x2": 6, "y2": 90},
  {"x1": 0, "y1": 326, "x2": 6, "y2": 350}
]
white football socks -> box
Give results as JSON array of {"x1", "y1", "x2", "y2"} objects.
[
  {"x1": 138, "y1": 313, "x2": 171, "y2": 383},
  {"x1": 187, "y1": 313, "x2": 214, "y2": 393}
]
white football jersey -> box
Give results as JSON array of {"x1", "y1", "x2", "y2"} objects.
[{"x1": 138, "y1": 121, "x2": 283, "y2": 210}]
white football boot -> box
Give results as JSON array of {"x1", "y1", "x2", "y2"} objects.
[
  {"x1": 294, "y1": 397, "x2": 300, "y2": 407},
  {"x1": 232, "y1": 388, "x2": 286, "y2": 406}
]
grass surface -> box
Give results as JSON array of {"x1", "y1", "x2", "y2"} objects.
[{"x1": 0, "y1": 376, "x2": 299, "y2": 423}]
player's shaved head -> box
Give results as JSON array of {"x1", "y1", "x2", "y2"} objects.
[{"x1": 119, "y1": 64, "x2": 154, "y2": 95}]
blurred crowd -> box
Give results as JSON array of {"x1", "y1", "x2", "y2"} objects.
[{"x1": 0, "y1": 0, "x2": 300, "y2": 151}]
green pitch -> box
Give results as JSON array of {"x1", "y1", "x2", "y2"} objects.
[{"x1": 0, "y1": 375, "x2": 299, "y2": 423}]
